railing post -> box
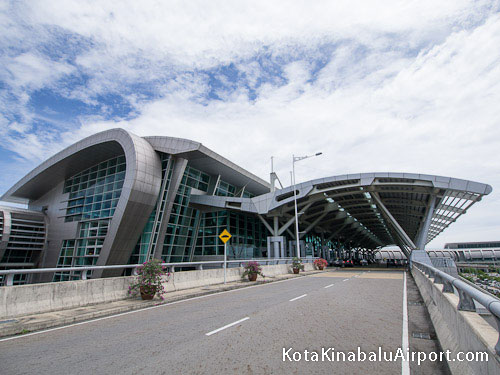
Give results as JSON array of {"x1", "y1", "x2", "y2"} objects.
[
  {"x1": 80, "y1": 270, "x2": 88, "y2": 280},
  {"x1": 442, "y1": 280, "x2": 454, "y2": 293},
  {"x1": 434, "y1": 272, "x2": 442, "y2": 284},
  {"x1": 6, "y1": 273, "x2": 14, "y2": 286},
  {"x1": 132, "y1": 267, "x2": 139, "y2": 276},
  {"x1": 170, "y1": 266, "x2": 175, "y2": 273},
  {"x1": 456, "y1": 288, "x2": 475, "y2": 311},
  {"x1": 196, "y1": 264, "x2": 203, "y2": 270},
  {"x1": 428, "y1": 269, "x2": 435, "y2": 279},
  {"x1": 493, "y1": 315, "x2": 500, "y2": 356}
]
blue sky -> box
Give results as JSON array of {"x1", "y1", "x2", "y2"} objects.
[{"x1": 1, "y1": 0, "x2": 500, "y2": 247}]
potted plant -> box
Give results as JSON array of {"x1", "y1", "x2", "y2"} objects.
[
  {"x1": 128, "y1": 259, "x2": 169, "y2": 300},
  {"x1": 292, "y1": 257, "x2": 305, "y2": 274},
  {"x1": 242, "y1": 261, "x2": 264, "y2": 281},
  {"x1": 314, "y1": 258, "x2": 328, "y2": 270}
]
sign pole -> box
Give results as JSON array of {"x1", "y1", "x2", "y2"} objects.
[
  {"x1": 224, "y1": 242, "x2": 227, "y2": 284},
  {"x1": 218, "y1": 229, "x2": 231, "y2": 285}
]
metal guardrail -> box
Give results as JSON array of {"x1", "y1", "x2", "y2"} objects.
[
  {"x1": 413, "y1": 261, "x2": 500, "y2": 355},
  {"x1": 0, "y1": 257, "x2": 318, "y2": 286}
]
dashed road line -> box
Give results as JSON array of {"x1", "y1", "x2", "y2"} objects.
[
  {"x1": 205, "y1": 317, "x2": 250, "y2": 336},
  {"x1": 289, "y1": 294, "x2": 307, "y2": 302}
]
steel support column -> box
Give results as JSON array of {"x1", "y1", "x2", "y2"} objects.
[
  {"x1": 371, "y1": 192, "x2": 417, "y2": 251},
  {"x1": 416, "y1": 195, "x2": 436, "y2": 250}
]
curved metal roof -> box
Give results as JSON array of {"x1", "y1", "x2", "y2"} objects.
[
  {"x1": 191, "y1": 172, "x2": 492, "y2": 254},
  {"x1": 1, "y1": 129, "x2": 271, "y2": 203},
  {"x1": 144, "y1": 136, "x2": 270, "y2": 195},
  {"x1": 268, "y1": 173, "x2": 491, "y2": 254}
]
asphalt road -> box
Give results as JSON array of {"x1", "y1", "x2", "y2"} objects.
[{"x1": 1, "y1": 270, "x2": 419, "y2": 374}]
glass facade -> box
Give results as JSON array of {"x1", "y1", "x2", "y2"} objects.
[
  {"x1": 225, "y1": 212, "x2": 267, "y2": 258},
  {"x1": 54, "y1": 219, "x2": 111, "y2": 281},
  {"x1": 215, "y1": 180, "x2": 236, "y2": 197},
  {"x1": 63, "y1": 155, "x2": 126, "y2": 222},
  {"x1": 54, "y1": 152, "x2": 273, "y2": 279},
  {"x1": 304, "y1": 234, "x2": 334, "y2": 257},
  {"x1": 54, "y1": 155, "x2": 125, "y2": 280},
  {"x1": 127, "y1": 162, "x2": 271, "y2": 263},
  {"x1": 161, "y1": 166, "x2": 210, "y2": 262},
  {"x1": 195, "y1": 211, "x2": 228, "y2": 257}
]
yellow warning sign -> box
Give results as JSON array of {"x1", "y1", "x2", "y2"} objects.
[{"x1": 219, "y1": 229, "x2": 232, "y2": 244}]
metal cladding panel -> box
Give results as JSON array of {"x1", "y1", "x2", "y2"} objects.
[
  {"x1": 467, "y1": 181, "x2": 491, "y2": 195},
  {"x1": 448, "y1": 179, "x2": 468, "y2": 191},
  {"x1": 347, "y1": 173, "x2": 362, "y2": 179},
  {"x1": 360, "y1": 177, "x2": 375, "y2": 186},
  {"x1": 98, "y1": 133, "x2": 162, "y2": 270},
  {"x1": 436, "y1": 175, "x2": 451, "y2": 184},
  {"x1": 144, "y1": 136, "x2": 270, "y2": 196},
  {"x1": 403, "y1": 173, "x2": 420, "y2": 179}
]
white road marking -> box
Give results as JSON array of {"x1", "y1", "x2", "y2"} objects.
[
  {"x1": 205, "y1": 317, "x2": 249, "y2": 336},
  {"x1": 289, "y1": 294, "x2": 307, "y2": 302},
  {"x1": 0, "y1": 273, "x2": 315, "y2": 343},
  {"x1": 402, "y1": 271, "x2": 410, "y2": 375},
  {"x1": 324, "y1": 284, "x2": 334, "y2": 288},
  {"x1": 342, "y1": 279, "x2": 349, "y2": 281}
]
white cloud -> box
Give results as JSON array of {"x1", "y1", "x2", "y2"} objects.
[
  {"x1": 23, "y1": 0, "x2": 494, "y2": 64},
  {"x1": 3, "y1": 52, "x2": 74, "y2": 91}
]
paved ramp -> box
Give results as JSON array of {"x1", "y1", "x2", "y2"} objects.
[{"x1": 0, "y1": 270, "x2": 448, "y2": 374}]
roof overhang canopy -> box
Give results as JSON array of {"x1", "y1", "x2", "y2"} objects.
[{"x1": 191, "y1": 172, "x2": 492, "y2": 256}]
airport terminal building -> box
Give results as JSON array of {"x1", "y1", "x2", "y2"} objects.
[{"x1": 0, "y1": 129, "x2": 493, "y2": 284}]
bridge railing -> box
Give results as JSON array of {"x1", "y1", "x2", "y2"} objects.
[
  {"x1": 413, "y1": 260, "x2": 500, "y2": 355},
  {"x1": 0, "y1": 257, "x2": 318, "y2": 287}
]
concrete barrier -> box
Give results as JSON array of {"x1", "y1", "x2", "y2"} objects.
[
  {"x1": 0, "y1": 263, "x2": 315, "y2": 319},
  {"x1": 412, "y1": 266, "x2": 500, "y2": 375}
]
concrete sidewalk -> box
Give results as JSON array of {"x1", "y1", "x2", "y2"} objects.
[{"x1": 0, "y1": 269, "x2": 322, "y2": 339}]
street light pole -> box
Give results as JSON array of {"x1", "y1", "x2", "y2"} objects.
[
  {"x1": 292, "y1": 152, "x2": 322, "y2": 258},
  {"x1": 293, "y1": 155, "x2": 299, "y2": 258}
]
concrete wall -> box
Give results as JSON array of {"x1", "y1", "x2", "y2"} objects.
[
  {"x1": 412, "y1": 266, "x2": 500, "y2": 375},
  {"x1": 0, "y1": 263, "x2": 314, "y2": 319}
]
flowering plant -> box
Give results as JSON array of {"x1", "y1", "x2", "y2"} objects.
[
  {"x1": 128, "y1": 258, "x2": 170, "y2": 300},
  {"x1": 241, "y1": 261, "x2": 264, "y2": 278},
  {"x1": 292, "y1": 257, "x2": 305, "y2": 270},
  {"x1": 314, "y1": 258, "x2": 328, "y2": 268}
]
